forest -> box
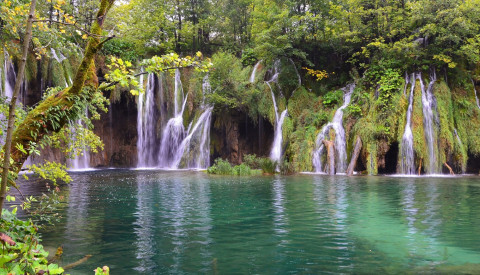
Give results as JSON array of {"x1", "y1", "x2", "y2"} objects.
[{"x1": 1, "y1": 0, "x2": 480, "y2": 273}]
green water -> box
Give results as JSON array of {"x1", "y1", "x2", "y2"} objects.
[{"x1": 38, "y1": 170, "x2": 480, "y2": 274}]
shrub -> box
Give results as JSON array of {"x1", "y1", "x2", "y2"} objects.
[
  {"x1": 279, "y1": 161, "x2": 296, "y2": 175},
  {"x1": 243, "y1": 154, "x2": 260, "y2": 169},
  {"x1": 233, "y1": 163, "x2": 252, "y2": 176},
  {"x1": 258, "y1": 158, "x2": 277, "y2": 174},
  {"x1": 207, "y1": 158, "x2": 233, "y2": 175}
]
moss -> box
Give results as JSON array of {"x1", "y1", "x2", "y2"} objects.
[
  {"x1": 434, "y1": 80, "x2": 455, "y2": 166},
  {"x1": 411, "y1": 79, "x2": 427, "y2": 164},
  {"x1": 288, "y1": 125, "x2": 317, "y2": 171},
  {"x1": 366, "y1": 142, "x2": 378, "y2": 175},
  {"x1": 453, "y1": 83, "x2": 480, "y2": 157}
]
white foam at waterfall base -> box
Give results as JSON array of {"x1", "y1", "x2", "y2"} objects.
[
  {"x1": 312, "y1": 84, "x2": 355, "y2": 173},
  {"x1": 399, "y1": 73, "x2": 416, "y2": 174}
]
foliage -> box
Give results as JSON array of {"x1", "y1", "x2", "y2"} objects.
[
  {"x1": 207, "y1": 158, "x2": 233, "y2": 175},
  {"x1": 322, "y1": 90, "x2": 343, "y2": 107},
  {"x1": 95, "y1": 266, "x2": 110, "y2": 275},
  {"x1": 258, "y1": 158, "x2": 277, "y2": 174},
  {"x1": 0, "y1": 209, "x2": 64, "y2": 275},
  {"x1": 207, "y1": 158, "x2": 261, "y2": 176},
  {"x1": 303, "y1": 67, "x2": 329, "y2": 81}
]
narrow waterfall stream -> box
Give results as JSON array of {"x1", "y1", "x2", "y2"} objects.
[
  {"x1": 266, "y1": 61, "x2": 288, "y2": 164},
  {"x1": 399, "y1": 73, "x2": 416, "y2": 174},
  {"x1": 472, "y1": 79, "x2": 480, "y2": 109},
  {"x1": 137, "y1": 73, "x2": 158, "y2": 167},
  {"x1": 312, "y1": 84, "x2": 355, "y2": 173},
  {"x1": 418, "y1": 71, "x2": 439, "y2": 174},
  {"x1": 250, "y1": 60, "x2": 262, "y2": 83},
  {"x1": 3, "y1": 51, "x2": 15, "y2": 100}
]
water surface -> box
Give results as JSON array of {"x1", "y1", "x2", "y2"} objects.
[{"x1": 36, "y1": 170, "x2": 480, "y2": 274}]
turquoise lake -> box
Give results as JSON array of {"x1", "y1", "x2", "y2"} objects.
[{"x1": 35, "y1": 170, "x2": 480, "y2": 274}]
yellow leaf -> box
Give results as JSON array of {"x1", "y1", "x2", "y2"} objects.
[{"x1": 82, "y1": 34, "x2": 88, "y2": 39}]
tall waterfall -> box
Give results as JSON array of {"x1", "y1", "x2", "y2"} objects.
[
  {"x1": 136, "y1": 69, "x2": 213, "y2": 169},
  {"x1": 266, "y1": 61, "x2": 288, "y2": 163},
  {"x1": 137, "y1": 73, "x2": 158, "y2": 167},
  {"x1": 399, "y1": 73, "x2": 416, "y2": 174},
  {"x1": 312, "y1": 84, "x2": 355, "y2": 173},
  {"x1": 472, "y1": 79, "x2": 480, "y2": 110},
  {"x1": 418, "y1": 71, "x2": 439, "y2": 174}
]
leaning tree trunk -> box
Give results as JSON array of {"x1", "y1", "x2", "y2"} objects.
[
  {"x1": 0, "y1": 0, "x2": 38, "y2": 216},
  {"x1": 0, "y1": 0, "x2": 115, "y2": 212},
  {"x1": 346, "y1": 136, "x2": 362, "y2": 176},
  {"x1": 323, "y1": 140, "x2": 335, "y2": 175}
]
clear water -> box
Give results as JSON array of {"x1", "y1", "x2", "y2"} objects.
[{"x1": 36, "y1": 170, "x2": 480, "y2": 274}]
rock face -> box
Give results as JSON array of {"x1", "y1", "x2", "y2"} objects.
[
  {"x1": 211, "y1": 112, "x2": 274, "y2": 165},
  {"x1": 90, "y1": 93, "x2": 138, "y2": 167}
]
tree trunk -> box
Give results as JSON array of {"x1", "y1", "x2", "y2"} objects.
[
  {"x1": 0, "y1": 0, "x2": 115, "y2": 215},
  {"x1": 444, "y1": 162, "x2": 454, "y2": 175},
  {"x1": 0, "y1": 0, "x2": 38, "y2": 217},
  {"x1": 323, "y1": 140, "x2": 335, "y2": 175},
  {"x1": 347, "y1": 136, "x2": 362, "y2": 176}
]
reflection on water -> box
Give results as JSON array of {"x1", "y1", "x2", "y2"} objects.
[{"x1": 30, "y1": 171, "x2": 480, "y2": 274}]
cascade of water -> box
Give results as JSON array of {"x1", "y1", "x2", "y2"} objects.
[
  {"x1": 312, "y1": 84, "x2": 355, "y2": 173},
  {"x1": 202, "y1": 74, "x2": 211, "y2": 105},
  {"x1": 137, "y1": 73, "x2": 158, "y2": 167},
  {"x1": 472, "y1": 79, "x2": 480, "y2": 109},
  {"x1": 51, "y1": 48, "x2": 67, "y2": 63},
  {"x1": 4, "y1": 52, "x2": 15, "y2": 100},
  {"x1": 266, "y1": 61, "x2": 288, "y2": 164},
  {"x1": 70, "y1": 108, "x2": 91, "y2": 170},
  {"x1": 399, "y1": 73, "x2": 416, "y2": 174},
  {"x1": 171, "y1": 106, "x2": 213, "y2": 169},
  {"x1": 250, "y1": 60, "x2": 262, "y2": 83},
  {"x1": 418, "y1": 71, "x2": 439, "y2": 174},
  {"x1": 453, "y1": 128, "x2": 466, "y2": 173},
  {"x1": 158, "y1": 70, "x2": 189, "y2": 167}
]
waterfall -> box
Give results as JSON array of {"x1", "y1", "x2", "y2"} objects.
[
  {"x1": 250, "y1": 60, "x2": 262, "y2": 83},
  {"x1": 135, "y1": 69, "x2": 213, "y2": 169},
  {"x1": 158, "y1": 70, "x2": 189, "y2": 167},
  {"x1": 51, "y1": 48, "x2": 67, "y2": 63},
  {"x1": 171, "y1": 106, "x2": 213, "y2": 169},
  {"x1": 267, "y1": 82, "x2": 287, "y2": 163},
  {"x1": 70, "y1": 108, "x2": 91, "y2": 170},
  {"x1": 418, "y1": 71, "x2": 439, "y2": 174},
  {"x1": 312, "y1": 84, "x2": 355, "y2": 173},
  {"x1": 4, "y1": 52, "x2": 15, "y2": 100},
  {"x1": 266, "y1": 60, "x2": 288, "y2": 164},
  {"x1": 137, "y1": 73, "x2": 158, "y2": 167},
  {"x1": 472, "y1": 79, "x2": 480, "y2": 109},
  {"x1": 399, "y1": 73, "x2": 416, "y2": 174},
  {"x1": 453, "y1": 128, "x2": 466, "y2": 173}
]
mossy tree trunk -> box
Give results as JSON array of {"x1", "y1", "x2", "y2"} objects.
[
  {"x1": 0, "y1": 0, "x2": 115, "y2": 214},
  {"x1": 0, "y1": 0, "x2": 38, "y2": 216}
]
